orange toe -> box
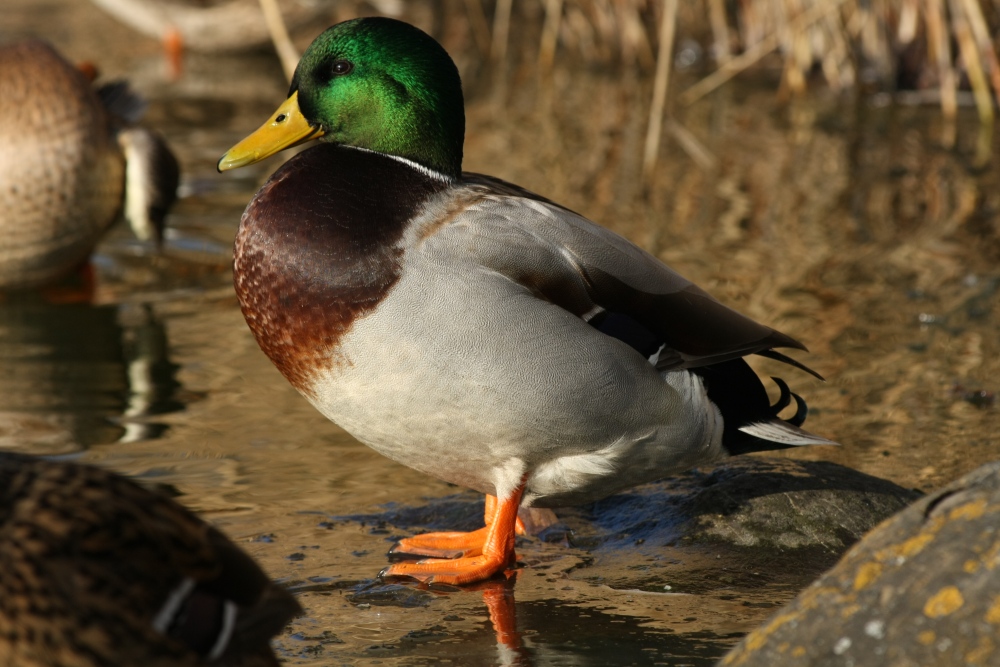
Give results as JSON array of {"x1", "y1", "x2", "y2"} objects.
[
  {"x1": 390, "y1": 526, "x2": 489, "y2": 559},
  {"x1": 382, "y1": 552, "x2": 513, "y2": 585}
]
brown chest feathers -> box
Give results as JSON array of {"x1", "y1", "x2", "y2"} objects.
[{"x1": 233, "y1": 144, "x2": 449, "y2": 395}]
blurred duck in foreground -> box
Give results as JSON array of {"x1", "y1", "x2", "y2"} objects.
[
  {"x1": 0, "y1": 40, "x2": 179, "y2": 292},
  {"x1": 0, "y1": 452, "x2": 300, "y2": 666},
  {"x1": 218, "y1": 17, "x2": 838, "y2": 586}
]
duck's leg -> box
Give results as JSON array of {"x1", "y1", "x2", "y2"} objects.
[
  {"x1": 164, "y1": 26, "x2": 184, "y2": 81},
  {"x1": 381, "y1": 483, "x2": 525, "y2": 585},
  {"x1": 40, "y1": 263, "x2": 96, "y2": 305},
  {"x1": 389, "y1": 494, "x2": 526, "y2": 559}
]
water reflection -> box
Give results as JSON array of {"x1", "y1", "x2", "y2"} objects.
[
  {"x1": 117, "y1": 302, "x2": 186, "y2": 441},
  {"x1": 478, "y1": 578, "x2": 529, "y2": 667},
  {"x1": 335, "y1": 576, "x2": 731, "y2": 666},
  {"x1": 0, "y1": 295, "x2": 189, "y2": 453}
]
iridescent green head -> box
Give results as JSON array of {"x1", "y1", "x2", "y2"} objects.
[{"x1": 219, "y1": 17, "x2": 465, "y2": 178}]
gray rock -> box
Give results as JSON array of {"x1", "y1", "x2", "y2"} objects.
[
  {"x1": 548, "y1": 457, "x2": 921, "y2": 594},
  {"x1": 720, "y1": 459, "x2": 1000, "y2": 667},
  {"x1": 338, "y1": 457, "x2": 920, "y2": 595},
  {"x1": 552, "y1": 457, "x2": 920, "y2": 551}
]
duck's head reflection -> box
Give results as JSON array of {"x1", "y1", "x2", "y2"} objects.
[{"x1": 0, "y1": 296, "x2": 193, "y2": 453}]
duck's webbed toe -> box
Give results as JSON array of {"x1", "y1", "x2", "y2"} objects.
[{"x1": 389, "y1": 527, "x2": 490, "y2": 560}]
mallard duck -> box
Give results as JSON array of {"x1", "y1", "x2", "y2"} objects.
[
  {"x1": 0, "y1": 40, "x2": 179, "y2": 291},
  {"x1": 0, "y1": 452, "x2": 300, "y2": 666},
  {"x1": 218, "y1": 17, "x2": 838, "y2": 586}
]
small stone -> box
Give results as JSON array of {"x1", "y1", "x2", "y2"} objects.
[{"x1": 864, "y1": 619, "x2": 885, "y2": 639}]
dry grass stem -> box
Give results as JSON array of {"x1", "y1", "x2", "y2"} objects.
[
  {"x1": 925, "y1": 0, "x2": 959, "y2": 123},
  {"x1": 820, "y1": 12, "x2": 853, "y2": 90},
  {"x1": 643, "y1": 0, "x2": 679, "y2": 180},
  {"x1": 490, "y1": 0, "x2": 513, "y2": 64},
  {"x1": 257, "y1": 0, "x2": 298, "y2": 82},
  {"x1": 898, "y1": 0, "x2": 919, "y2": 43},
  {"x1": 680, "y1": 0, "x2": 849, "y2": 105},
  {"x1": 463, "y1": 0, "x2": 492, "y2": 58},
  {"x1": 665, "y1": 118, "x2": 717, "y2": 171},
  {"x1": 708, "y1": 0, "x2": 732, "y2": 63},
  {"x1": 951, "y1": 0, "x2": 995, "y2": 123},
  {"x1": 616, "y1": 2, "x2": 654, "y2": 68},
  {"x1": 958, "y1": 0, "x2": 1000, "y2": 109},
  {"x1": 539, "y1": 0, "x2": 565, "y2": 72}
]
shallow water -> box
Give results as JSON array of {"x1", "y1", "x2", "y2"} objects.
[{"x1": 4, "y1": 2, "x2": 1000, "y2": 665}]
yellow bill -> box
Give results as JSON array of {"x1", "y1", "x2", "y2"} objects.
[{"x1": 217, "y1": 91, "x2": 325, "y2": 172}]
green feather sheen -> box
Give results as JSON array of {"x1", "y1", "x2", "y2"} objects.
[{"x1": 291, "y1": 17, "x2": 465, "y2": 178}]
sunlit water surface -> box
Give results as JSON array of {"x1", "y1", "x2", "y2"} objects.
[{"x1": 4, "y1": 2, "x2": 1000, "y2": 665}]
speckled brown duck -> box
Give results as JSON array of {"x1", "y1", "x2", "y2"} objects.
[
  {"x1": 217, "y1": 17, "x2": 839, "y2": 586},
  {"x1": 0, "y1": 40, "x2": 178, "y2": 291},
  {"x1": 0, "y1": 452, "x2": 300, "y2": 666}
]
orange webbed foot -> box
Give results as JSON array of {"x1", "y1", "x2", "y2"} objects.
[
  {"x1": 382, "y1": 484, "x2": 525, "y2": 586},
  {"x1": 388, "y1": 493, "x2": 532, "y2": 559}
]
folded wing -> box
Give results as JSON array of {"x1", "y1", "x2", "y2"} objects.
[{"x1": 457, "y1": 174, "x2": 815, "y2": 376}]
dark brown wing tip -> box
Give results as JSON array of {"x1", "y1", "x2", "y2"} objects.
[
  {"x1": 756, "y1": 349, "x2": 825, "y2": 381},
  {"x1": 766, "y1": 329, "x2": 809, "y2": 353}
]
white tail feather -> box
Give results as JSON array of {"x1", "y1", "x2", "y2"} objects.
[{"x1": 738, "y1": 420, "x2": 840, "y2": 447}]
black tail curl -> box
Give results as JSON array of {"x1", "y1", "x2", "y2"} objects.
[
  {"x1": 691, "y1": 358, "x2": 831, "y2": 456},
  {"x1": 768, "y1": 376, "x2": 807, "y2": 426}
]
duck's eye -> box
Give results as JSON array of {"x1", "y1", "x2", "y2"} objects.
[{"x1": 331, "y1": 59, "x2": 354, "y2": 76}]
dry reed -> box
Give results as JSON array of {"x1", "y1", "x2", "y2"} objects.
[
  {"x1": 269, "y1": 0, "x2": 999, "y2": 169},
  {"x1": 469, "y1": 0, "x2": 999, "y2": 171}
]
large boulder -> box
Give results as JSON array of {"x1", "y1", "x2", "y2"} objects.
[{"x1": 720, "y1": 460, "x2": 1000, "y2": 667}]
